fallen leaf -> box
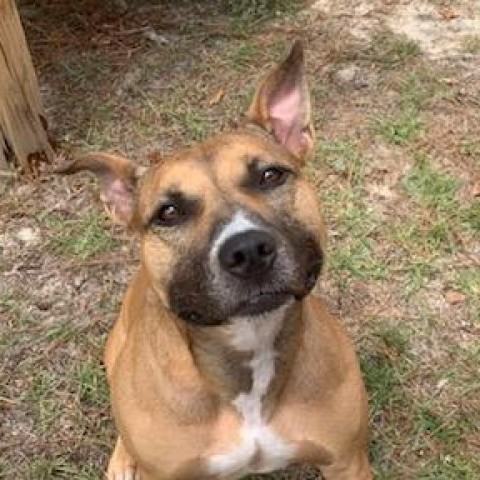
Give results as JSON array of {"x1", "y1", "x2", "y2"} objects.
[
  {"x1": 208, "y1": 88, "x2": 225, "y2": 106},
  {"x1": 445, "y1": 290, "x2": 466, "y2": 305},
  {"x1": 148, "y1": 151, "x2": 163, "y2": 164},
  {"x1": 471, "y1": 181, "x2": 480, "y2": 198},
  {"x1": 439, "y1": 7, "x2": 460, "y2": 21},
  {"x1": 442, "y1": 78, "x2": 457, "y2": 86}
]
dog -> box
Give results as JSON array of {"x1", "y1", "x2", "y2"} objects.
[{"x1": 58, "y1": 41, "x2": 371, "y2": 480}]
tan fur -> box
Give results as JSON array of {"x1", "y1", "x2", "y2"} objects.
[{"x1": 59, "y1": 42, "x2": 371, "y2": 480}]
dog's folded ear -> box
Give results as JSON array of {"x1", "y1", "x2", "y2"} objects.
[
  {"x1": 246, "y1": 40, "x2": 314, "y2": 163},
  {"x1": 55, "y1": 153, "x2": 146, "y2": 227}
]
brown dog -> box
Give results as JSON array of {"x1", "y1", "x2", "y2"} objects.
[{"x1": 58, "y1": 42, "x2": 371, "y2": 480}]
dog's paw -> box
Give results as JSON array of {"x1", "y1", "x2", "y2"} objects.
[
  {"x1": 107, "y1": 437, "x2": 140, "y2": 480},
  {"x1": 107, "y1": 467, "x2": 140, "y2": 480}
]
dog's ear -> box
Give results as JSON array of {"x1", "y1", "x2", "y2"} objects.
[
  {"x1": 247, "y1": 40, "x2": 314, "y2": 163},
  {"x1": 56, "y1": 153, "x2": 146, "y2": 227}
]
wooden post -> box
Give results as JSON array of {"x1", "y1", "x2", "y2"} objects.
[{"x1": 0, "y1": 0, "x2": 54, "y2": 175}]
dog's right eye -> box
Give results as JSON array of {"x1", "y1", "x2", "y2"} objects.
[
  {"x1": 149, "y1": 192, "x2": 200, "y2": 228},
  {"x1": 152, "y1": 203, "x2": 182, "y2": 227}
]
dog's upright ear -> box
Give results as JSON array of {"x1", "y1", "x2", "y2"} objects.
[
  {"x1": 56, "y1": 153, "x2": 146, "y2": 227},
  {"x1": 246, "y1": 40, "x2": 314, "y2": 163}
]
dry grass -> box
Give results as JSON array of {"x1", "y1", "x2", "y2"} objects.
[{"x1": 1, "y1": 1, "x2": 479, "y2": 479}]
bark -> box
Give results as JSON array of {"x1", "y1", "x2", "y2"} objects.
[{"x1": 0, "y1": 0, "x2": 53, "y2": 175}]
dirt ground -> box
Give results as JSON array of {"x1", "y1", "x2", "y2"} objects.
[{"x1": 1, "y1": 1, "x2": 479, "y2": 479}]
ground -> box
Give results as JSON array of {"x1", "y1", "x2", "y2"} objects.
[{"x1": 0, "y1": 1, "x2": 479, "y2": 479}]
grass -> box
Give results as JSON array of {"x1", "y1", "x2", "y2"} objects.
[
  {"x1": 22, "y1": 457, "x2": 99, "y2": 480},
  {"x1": 373, "y1": 65, "x2": 447, "y2": 148},
  {"x1": 227, "y1": 42, "x2": 260, "y2": 71},
  {"x1": 328, "y1": 238, "x2": 388, "y2": 281},
  {"x1": 390, "y1": 218, "x2": 456, "y2": 257},
  {"x1": 418, "y1": 457, "x2": 480, "y2": 479},
  {"x1": 317, "y1": 140, "x2": 365, "y2": 185},
  {"x1": 174, "y1": 110, "x2": 207, "y2": 141},
  {"x1": 395, "y1": 69, "x2": 447, "y2": 110},
  {"x1": 318, "y1": 141, "x2": 388, "y2": 284},
  {"x1": 459, "y1": 201, "x2": 480, "y2": 233},
  {"x1": 0, "y1": 291, "x2": 15, "y2": 312},
  {"x1": 379, "y1": 154, "x2": 474, "y2": 296},
  {"x1": 402, "y1": 155, "x2": 459, "y2": 210},
  {"x1": 374, "y1": 110, "x2": 424, "y2": 144},
  {"x1": 361, "y1": 351, "x2": 403, "y2": 415},
  {"x1": 360, "y1": 319, "x2": 479, "y2": 479},
  {"x1": 27, "y1": 372, "x2": 62, "y2": 434},
  {"x1": 39, "y1": 210, "x2": 114, "y2": 260},
  {"x1": 460, "y1": 139, "x2": 480, "y2": 158},
  {"x1": 322, "y1": 188, "x2": 388, "y2": 284},
  {"x1": 461, "y1": 35, "x2": 480, "y2": 54},
  {"x1": 360, "y1": 32, "x2": 421, "y2": 69},
  {"x1": 451, "y1": 268, "x2": 480, "y2": 298},
  {"x1": 222, "y1": 0, "x2": 302, "y2": 32},
  {"x1": 72, "y1": 360, "x2": 109, "y2": 408}
]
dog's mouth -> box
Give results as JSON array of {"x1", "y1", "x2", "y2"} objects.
[
  {"x1": 233, "y1": 290, "x2": 294, "y2": 317},
  {"x1": 227, "y1": 259, "x2": 324, "y2": 318}
]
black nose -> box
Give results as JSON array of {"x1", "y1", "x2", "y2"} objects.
[{"x1": 218, "y1": 230, "x2": 277, "y2": 278}]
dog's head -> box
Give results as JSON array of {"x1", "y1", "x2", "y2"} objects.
[{"x1": 58, "y1": 41, "x2": 326, "y2": 326}]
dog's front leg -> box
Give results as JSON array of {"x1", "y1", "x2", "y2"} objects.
[{"x1": 107, "y1": 436, "x2": 140, "y2": 480}]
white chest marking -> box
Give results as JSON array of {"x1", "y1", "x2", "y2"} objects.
[{"x1": 208, "y1": 303, "x2": 295, "y2": 478}]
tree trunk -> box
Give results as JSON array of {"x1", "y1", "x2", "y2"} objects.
[{"x1": 0, "y1": 0, "x2": 54, "y2": 176}]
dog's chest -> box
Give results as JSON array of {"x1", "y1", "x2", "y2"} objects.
[{"x1": 207, "y1": 308, "x2": 295, "y2": 479}]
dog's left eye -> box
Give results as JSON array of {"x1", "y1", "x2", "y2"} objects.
[{"x1": 259, "y1": 167, "x2": 289, "y2": 190}]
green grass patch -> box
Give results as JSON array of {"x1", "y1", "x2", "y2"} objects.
[
  {"x1": 374, "y1": 324, "x2": 411, "y2": 357},
  {"x1": 222, "y1": 0, "x2": 301, "y2": 32},
  {"x1": 390, "y1": 218, "x2": 457, "y2": 257},
  {"x1": 0, "y1": 292, "x2": 34, "y2": 328},
  {"x1": 73, "y1": 361, "x2": 109, "y2": 408},
  {"x1": 323, "y1": 189, "x2": 387, "y2": 282},
  {"x1": 417, "y1": 454, "x2": 480, "y2": 479},
  {"x1": 227, "y1": 42, "x2": 260, "y2": 71},
  {"x1": 461, "y1": 35, "x2": 480, "y2": 54},
  {"x1": 395, "y1": 68, "x2": 447, "y2": 111},
  {"x1": 405, "y1": 261, "x2": 436, "y2": 297},
  {"x1": 163, "y1": 108, "x2": 207, "y2": 142},
  {"x1": 0, "y1": 291, "x2": 15, "y2": 312},
  {"x1": 324, "y1": 190, "x2": 376, "y2": 236},
  {"x1": 360, "y1": 351, "x2": 405, "y2": 418},
  {"x1": 39, "y1": 211, "x2": 114, "y2": 260},
  {"x1": 23, "y1": 457, "x2": 99, "y2": 480},
  {"x1": 374, "y1": 109, "x2": 423, "y2": 145},
  {"x1": 317, "y1": 139, "x2": 365, "y2": 186},
  {"x1": 387, "y1": 218, "x2": 442, "y2": 295},
  {"x1": 43, "y1": 321, "x2": 79, "y2": 343},
  {"x1": 402, "y1": 155, "x2": 458, "y2": 210},
  {"x1": 415, "y1": 407, "x2": 463, "y2": 445},
  {"x1": 0, "y1": 460, "x2": 7, "y2": 478},
  {"x1": 459, "y1": 200, "x2": 480, "y2": 233},
  {"x1": 361, "y1": 323, "x2": 412, "y2": 415},
  {"x1": 58, "y1": 51, "x2": 113, "y2": 90},
  {"x1": 178, "y1": 110, "x2": 206, "y2": 141},
  {"x1": 328, "y1": 239, "x2": 388, "y2": 281},
  {"x1": 364, "y1": 33, "x2": 421, "y2": 69},
  {"x1": 27, "y1": 372, "x2": 62, "y2": 433},
  {"x1": 460, "y1": 139, "x2": 480, "y2": 158},
  {"x1": 450, "y1": 268, "x2": 480, "y2": 299}
]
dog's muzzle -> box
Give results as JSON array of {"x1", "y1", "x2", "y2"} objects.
[{"x1": 168, "y1": 217, "x2": 323, "y2": 326}]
